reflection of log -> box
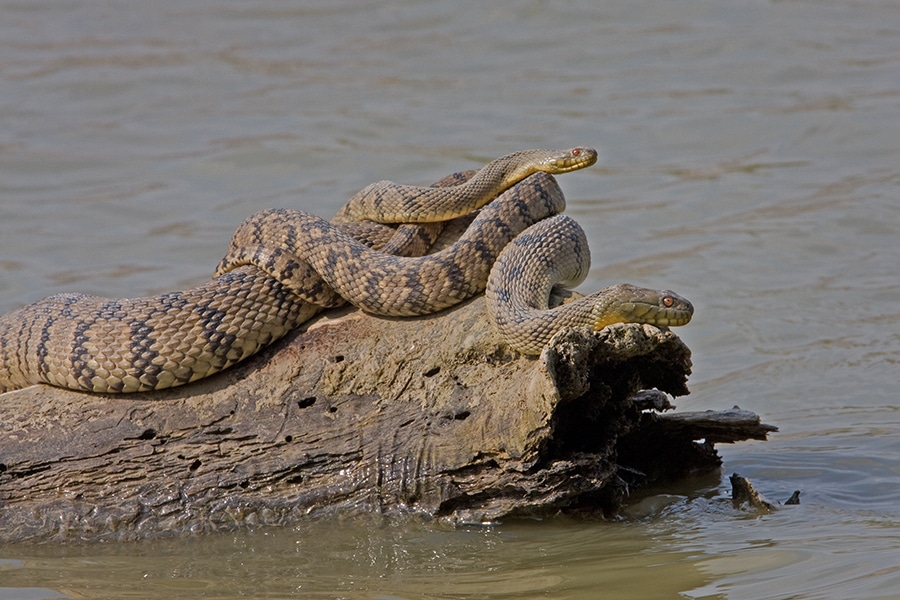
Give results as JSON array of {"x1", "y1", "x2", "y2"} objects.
[
  {"x1": 730, "y1": 473, "x2": 776, "y2": 511},
  {"x1": 730, "y1": 473, "x2": 800, "y2": 511},
  {"x1": 0, "y1": 295, "x2": 774, "y2": 542}
]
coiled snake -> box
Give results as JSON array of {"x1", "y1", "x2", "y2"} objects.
[{"x1": 0, "y1": 147, "x2": 692, "y2": 393}]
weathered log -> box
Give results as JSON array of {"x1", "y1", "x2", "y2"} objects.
[
  {"x1": 616, "y1": 407, "x2": 779, "y2": 485},
  {"x1": 0, "y1": 294, "x2": 773, "y2": 542}
]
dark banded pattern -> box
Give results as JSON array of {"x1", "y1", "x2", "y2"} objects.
[
  {"x1": 215, "y1": 172, "x2": 566, "y2": 316},
  {"x1": 0, "y1": 149, "x2": 594, "y2": 393}
]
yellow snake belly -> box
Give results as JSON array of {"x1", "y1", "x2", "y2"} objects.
[{"x1": 0, "y1": 148, "x2": 597, "y2": 393}]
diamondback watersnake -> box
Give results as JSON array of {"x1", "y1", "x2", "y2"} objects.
[{"x1": 0, "y1": 146, "x2": 692, "y2": 393}]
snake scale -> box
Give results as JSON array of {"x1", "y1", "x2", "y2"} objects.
[{"x1": 0, "y1": 146, "x2": 692, "y2": 394}]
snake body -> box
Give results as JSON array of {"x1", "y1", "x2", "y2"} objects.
[
  {"x1": 486, "y1": 214, "x2": 694, "y2": 355},
  {"x1": 213, "y1": 172, "x2": 566, "y2": 316},
  {"x1": 0, "y1": 267, "x2": 317, "y2": 393},
  {"x1": 0, "y1": 145, "x2": 692, "y2": 394}
]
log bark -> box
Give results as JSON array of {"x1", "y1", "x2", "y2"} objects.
[{"x1": 0, "y1": 295, "x2": 775, "y2": 542}]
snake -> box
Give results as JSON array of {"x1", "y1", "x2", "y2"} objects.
[{"x1": 0, "y1": 146, "x2": 692, "y2": 394}]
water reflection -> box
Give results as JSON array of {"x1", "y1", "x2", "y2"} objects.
[{"x1": 0, "y1": 515, "x2": 714, "y2": 599}]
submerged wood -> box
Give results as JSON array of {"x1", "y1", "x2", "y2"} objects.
[{"x1": 0, "y1": 294, "x2": 774, "y2": 542}]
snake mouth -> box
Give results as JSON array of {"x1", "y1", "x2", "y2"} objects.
[{"x1": 620, "y1": 302, "x2": 694, "y2": 327}]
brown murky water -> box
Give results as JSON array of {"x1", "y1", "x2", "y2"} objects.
[{"x1": 2, "y1": 1, "x2": 899, "y2": 598}]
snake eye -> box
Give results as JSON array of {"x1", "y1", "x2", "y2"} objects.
[
  {"x1": 662, "y1": 296, "x2": 674, "y2": 308},
  {"x1": 572, "y1": 148, "x2": 581, "y2": 157}
]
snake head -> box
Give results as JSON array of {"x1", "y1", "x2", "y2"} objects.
[
  {"x1": 590, "y1": 283, "x2": 694, "y2": 330},
  {"x1": 540, "y1": 147, "x2": 599, "y2": 173}
]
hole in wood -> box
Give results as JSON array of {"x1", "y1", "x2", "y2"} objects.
[{"x1": 136, "y1": 428, "x2": 156, "y2": 440}]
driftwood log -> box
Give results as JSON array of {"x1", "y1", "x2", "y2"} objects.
[{"x1": 0, "y1": 294, "x2": 775, "y2": 543}]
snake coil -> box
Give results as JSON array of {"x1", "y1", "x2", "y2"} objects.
[{"x1": 0, "y1": 146, "x2": 692, "y2": 393}]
